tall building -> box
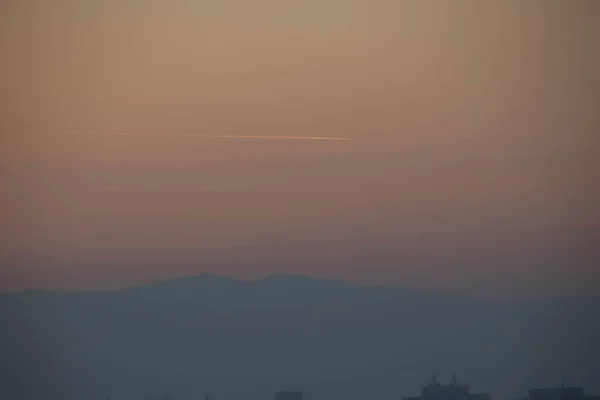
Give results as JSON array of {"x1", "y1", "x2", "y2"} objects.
[
  {"x1": 403, "y1": 375, "x2": 490, "y2": 400},
  {"x1": 275, "y1": 391, "x2": 303, "y2": 400}
]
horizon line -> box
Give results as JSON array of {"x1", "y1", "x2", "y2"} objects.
[{"x1": 3, "y1": 273, "x2": 597, "y2": 302}]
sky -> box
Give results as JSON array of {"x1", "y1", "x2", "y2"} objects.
[{"x1": 1, "y1": 0, "x2": 599, "y2": 298}]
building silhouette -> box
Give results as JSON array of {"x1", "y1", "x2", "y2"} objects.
[
  {"x1": 403, "y1": 375, "x2": 490, "y2": 400},
  {"x1": 527, "y1": 385, "x2": 600, "y2": 400},
  {"x1": 275, "y1": 391, "x2": 303, "y2": 400}
]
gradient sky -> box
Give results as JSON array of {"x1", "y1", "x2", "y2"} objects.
[{"x1": 1, "y1": 0, "x2": 599, "y2": 298}]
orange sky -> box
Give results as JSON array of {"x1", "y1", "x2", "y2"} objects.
[{"x1": 1, "y1": 0, "x2": 598, "y2": 298}]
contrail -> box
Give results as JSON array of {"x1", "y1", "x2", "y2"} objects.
[{"x1": 70, "y1": 133, "x2": 354, "y2": 141}]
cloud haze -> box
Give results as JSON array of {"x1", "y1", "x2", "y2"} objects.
[
  {"x1": 1, "y1": 0, "x2": 598, "y2": 298},
  {"x1": 71, "y1": 133, "x2": 355, "y2": 140}
]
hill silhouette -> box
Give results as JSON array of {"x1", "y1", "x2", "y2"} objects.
[{"x1": 1, "y1": 274, "x2": 598, "y2": 400}]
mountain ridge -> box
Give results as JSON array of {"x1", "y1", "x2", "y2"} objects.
[
  {"x1": 1, "y1": 274, "x2": 598, "y2": 400},
  {"x1": 5, "y1": 273, "x2": 597, "y2": 305}
]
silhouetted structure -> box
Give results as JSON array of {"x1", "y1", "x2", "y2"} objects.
[
  {"x1": 276, "y1": 391, "x2": 303, "y2": 400},
  {"x1": 403, "y1": 375, "x2": 490, "y2": 400},
  {"x1": 527, "y1": 385, "x2": 600, "y2": 400}
]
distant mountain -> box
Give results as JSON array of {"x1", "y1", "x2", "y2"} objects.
[
  {"x1": 122, "y1": 273, "x2": 405, "y2": 308},
  {"x1": 1, "y1": 274, "x2": 599, "y2": 400}
]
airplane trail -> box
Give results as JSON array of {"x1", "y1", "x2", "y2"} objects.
[{"x1": 69, "y1": 133, "x2": 354, "y2": 141}]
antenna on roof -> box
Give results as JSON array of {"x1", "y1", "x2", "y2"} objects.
[{"x1": 453, "y1": 374, "x2": 457, "y2": 385}]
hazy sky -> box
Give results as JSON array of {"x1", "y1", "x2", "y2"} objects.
[{"x1": 1, "y1": 0, "x2": 598, "y2": 298}]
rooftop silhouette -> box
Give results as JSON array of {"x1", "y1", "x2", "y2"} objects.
[
  {"x1": 527, "y1": 385, "x2": 600, "y2": 400},
  {"x1": 275, "y1": 391, "x2": 303, "y2": 400},
  {"x1": 403, "y1": 375, "x2": 490, "y2": 400}
]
